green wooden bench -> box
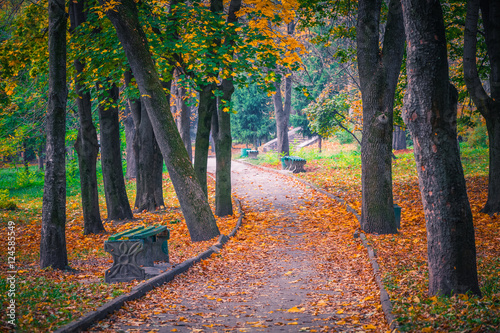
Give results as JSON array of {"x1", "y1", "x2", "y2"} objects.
[
  {"x1": 281, "y1": 156, "x2": 307, "y2": 173},
  {"x1": 104, "y1": 225, "x2": 170, "y2": 283}
]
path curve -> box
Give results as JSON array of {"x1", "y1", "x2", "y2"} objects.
[{"x1": 88, "y1": 160, "x2": 387, "y2": 332}]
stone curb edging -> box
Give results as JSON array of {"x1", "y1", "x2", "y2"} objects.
[
  {"x1": 236, "y1": 159, "x2": 399, "y2": 331},
  {"x1": 55, "y1": 200, "x2": 245, "y2": 333}
]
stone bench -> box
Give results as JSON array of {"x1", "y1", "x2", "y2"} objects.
[
  {"x1": 247, "y1": 150, "x2": 259, "y2": 158},
  {"x1": 104, "y1": 225, "x2": 170, "y2": 283},
  {"x1": 281, "y1": 156, "x2": 306, "y2": 173}
]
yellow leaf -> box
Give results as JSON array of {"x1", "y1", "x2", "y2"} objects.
[
  {"x1": 421, "y1": 328, "x2": 433, "y2": 333},
  {"x1": 287, "y1": 306, "x2": 305, "y2": 313},
  {"x1": 363, "y1": 324, "x2": 377, "y2": 330},
  {"x1": 413, "y1": 296, "x2": 420, "y2": 303},
  {"x1": 284, "y1": 271, "x2": 293, "y2": 276},
  {"x1": 316, "y1": 300, "x2": 328, "y2": 307},
  {"x1": 287, "y1": 322, "x2": 298, "y2": 325},
  {"x1": 336, "y1": 309, "x2": 344, "y2": 314}
]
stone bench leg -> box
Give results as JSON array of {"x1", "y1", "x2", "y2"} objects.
[
  {"x1": 104, "y1": 240, "x2": 146, "y2": 283},
  {"x1": 152, "y1": 236, "x2": 169, "y2": 262},
  {"x1": 293, "y1": 161, "x2": 306, "y2": 173}
]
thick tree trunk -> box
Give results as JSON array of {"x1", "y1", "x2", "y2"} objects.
[
  {"x1": 402, "y1": 0, "x2": 481, "y2": 296},
  {"x1": 392, "y1": 125, "x2": 407, "y2": 151},
  {"x1": 194, "y1": 84, "x2": 216, "y2": 196},
  {"x1": 464, "y1": 0, "x2": 500, "y2": 215},
  {"x1": 40, "y1": 0, "x2": 68, "y2": 269},
  {"x1": 133, "y1": 99, "x2": 165, "y2": 211},
  {"x1": 103, "y1": 0, "x2": 219, "y2": 241},
  {"x1": 357, "y1": 0, "x2": 405, "y2": 234},
  {"x1": 98, "y1": 84, "x2": 134, "y2": 220},
  {"x1": 69, "y1": 0, "x2": 104, "y2": 235}
]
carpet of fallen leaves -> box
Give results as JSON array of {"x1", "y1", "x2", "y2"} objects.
[
  {"x1": 0, "y1": 176, "x2": 239, "y2": 332},
  {"x1": 88, "y1": 174, "x2": 387, "y2": 332},
  {"x1": 281, "y1": 142, "x2": 500, "y2": 332}
]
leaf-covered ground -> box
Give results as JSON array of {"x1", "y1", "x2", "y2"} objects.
[
  {"x1": 259, "y1": 140, "x2": 499, "y2": 332},
  {"x1": 87, "y1": 160, "x2": 387, "y2": 332},
  {"x1": 0, "y1": 175, "x2": 239, "y2": 332},
  {"x1": 1, "y1": 140, "x2": 497, "y2": 332}
]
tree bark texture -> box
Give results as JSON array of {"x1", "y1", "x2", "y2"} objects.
[
  {"x1": 177, "y1": 85, "x2": 192, "y2": 163},
  {"x1": 38, "y1": 143, "x2": 45, "y2": 171},
  {"x1": 272, "y1": 22, "x2": 295, "y2": 157},
  {"x1": 124, "y1": 71, "x2": 137, "y2": 179},
  {"x1": 70, "y1": 0, "x2": 105, "y2": 235},
  {"x1": 132, "y1": 99, "x2": 165, "y2": 212},
  {"x1": 194, "y1": 84, "x2": 216, "y2": 197},
  {"x1": 464, "y1": 0, "x2": 500, "y2": 215},
  {"x1": 402, "y1": 0, "x2": 481, "y2": 296},
  {"x1": 357, "y1": 0, "x2": 405, "y2": 234},
  {"x1": 124, "y1": 104, "x2": 137, "y2": 179},
  {"x1": 392, "y1": 125, "x2": 407, "y2": 151},
  {"x1": 209, "y1": 0, "x2": 241, "y2": 217},
  {"x1": 103, "y1": 0, "x2": 220, "y2": 241},
  {"x1": 273, "y1": 78, "x2": 291, "y2": 157},
  {"x1": 211, "y1": 100, "x2": 233, "y2": 216},
  {"x1": 98, "y1": 84, "x2": 134, "y2": 220},
  {"x1": 40, "y1": 0, "x2": 68, "y2": 269}
]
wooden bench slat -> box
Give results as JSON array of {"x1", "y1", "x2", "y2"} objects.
[
  {"x1": 122, "y1": 225, "x2": 156, "y2": 239},
  {"x1": 129, "y1": 225, "x2": 169, "y2": 239},
  {"x1": 108, "y1": 226, "x2": 145, "y2": 241}
]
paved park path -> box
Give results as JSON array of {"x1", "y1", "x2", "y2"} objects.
[{"x1": 88, "y1": 160, "x2": 386, "y2": 332}]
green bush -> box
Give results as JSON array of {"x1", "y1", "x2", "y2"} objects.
[
  {"x1": 0, "y1": 189, "x2": 17, "y2": 210},
  {"x1": 335, "y1": 130, "x2": 354, "y2": 144},
  {"x1": 465, "y1": 122, "x2": 488, "y2": 149}
]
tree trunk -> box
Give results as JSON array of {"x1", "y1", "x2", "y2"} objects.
[
  {"x1": 124, "y1": 103, "x2": 137, "y2": 179},
  {"x1": 38, "y1": 143, "x2": 45, "y2": 171},
  {"x1": 124, "y1": 71, "x2": 137, "y2": 179},
  {"x1": 208, "y1": 0, "x2": 240, "y2": 217},
  {"x1": 40, "y1": 0, "x2": 68, "y2": 269},
  {"x1": 272, "y1": 22, "x2": 295, "y2": 157},
  {"x1": 194, "y1": 84, "x2": 216, "y2": 196},
  {"x1": 69, "y1": 0, "x2": 105, "y2": 235},
  {"x1": 133, "y1": 99, "x2": 165, "y2": 212},
  {"x1": 392, "y1": 125, "x2": 407, "y2": 151},
  {"x1": 98, "y1": 84, "x2": 134, "y2": 220},
  {"x1": 273, "y1": 79, "x2": 290, "y2": 157},
  {"x1": 464, "y1": 0, "x2": 500, "y2": 215},
  {"x1": 402, "y1": 0, "x2": 481, "y2": 296},
  {"x1": 357, "y1": 0, "x2": 405, "y2": 234},
  {"x1": 177, "y1": 85, "x2": 192, "y2": 163},
  {"x1": 103, "y1": 0, "x2": 219, "y2": 241}
]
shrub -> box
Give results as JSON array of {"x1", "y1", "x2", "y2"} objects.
[{"x1": 0, "y1": 189, "x2": 17, "y2": 210}]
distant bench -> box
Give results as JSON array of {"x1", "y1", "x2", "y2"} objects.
[
  {"x1": 281, "y1": 156, "x2": 306, "y2": 173},
  {"x1": 104, "y1": 225, "x2": 170, "y2": 283},
  {"x1": 247, "y1": 150, "x2": 259, "y2": 158}
]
